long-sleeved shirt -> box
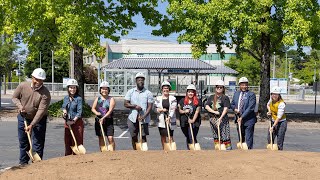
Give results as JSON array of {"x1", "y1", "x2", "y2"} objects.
[
  {"x1": 12, "y1": 82, "x2": 51, "y2": 126},
  {"x1": 62, "y1": 95, "x2": 83, "y2": 120}
]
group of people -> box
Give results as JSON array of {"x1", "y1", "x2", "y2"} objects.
[{"x1": 12, "y1": 68, "x2": 287, "y2": 165}]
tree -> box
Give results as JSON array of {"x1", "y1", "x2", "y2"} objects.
[
  {"x1": 225, "y1": 53, "x2": 260, "y2": 86},
  {"x1": 153, "y1": 0, "x2": 320, "y2": 117},
  {"x1": 2, "y1": 0, "x2": 162, "y2": 99},
  {"x1": 295, "y1": 50, "x2": 320, "y2": 84}
]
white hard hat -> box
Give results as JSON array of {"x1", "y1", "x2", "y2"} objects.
[
  {"x1": 271, "y1": 86, "x2": 281, "y2": 94},
  {"x1": 186, "y1": 84, "x2": 196, "y2": 91},
  {"x1": 67, "y1": 79, "x2": 78, "y2": 87},
  {"x1": 31, "y1": 68, "x2": 46, "y2": 80},
  {"x1": 239, "y1": 77, "x2": 249, "y2": 84},
  {"x1": 135, "y1": 72, "x2": 145, "y2": 79},
  {"x1": 161, "y1": 81, "x2": 171, "y2": 89},
  {"x1": 100, "y1": 81, "x2": 110, "y2": 88},
  {"x1": 215, "y1": 80, "x2": 225, "y2": 86}
]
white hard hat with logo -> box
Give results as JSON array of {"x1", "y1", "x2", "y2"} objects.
[
  {"x1": 100, "y1": 81, "x2": 110, "y2": 88},
  {"x1": 31, "y1": 68, "x2": 46, "y2": 80},
  {"x1": 271, "y1": 86, "x2": 281, "y2": 94},
  {"x1": 135, "y1": 72, "x2": 145, "y2": 79},
  {"x1": 239, "y1": 77, "x2": 249, "y2": 84},
  {"x1": 67, "y1": 79, "x2": 78, "y2": 87},
  {"x1": 161, "y1": 81, "x2": 171, "y2": 89},
  {"x1": 186, "y1": 84, "x2": 196, "y2": 91},
  {"x1": 215, "y1": 80, "x2": 225, "y2": 86}
]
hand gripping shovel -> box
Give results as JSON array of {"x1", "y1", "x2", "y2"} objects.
[
  {"x1": 68, "y1": 125, "x2": 86, "y2": 155},
  {"x1": 99, "y1": 121, "x2": 114, "y2": 152},
  {"x1": 188, "y1": 123, "x2": 201, "y2": 150},
  {"x1": 23, "y1": 120, "x2": 41, "y2": 162},
  {"x1": 164, "y1": 115, "x2": 177, "y2": 151},
  {"x1": 216, "y1": 120, "x2": 226, "y2": 151},
  {"x1": 135, "y1": 120, "x2": 148, "y2": 151},
  {"x1": 236, "y1": 123, "x2": 248, "y2": 150},
  {"x1": 267, "y1": 120, "x2": 278, "y2": 151}
]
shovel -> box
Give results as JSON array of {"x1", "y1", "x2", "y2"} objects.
[
  {"x1": 267, "y1": 120, "x2": 278, "y2": 151},
  {"x1": 23, "y1": 120, "x2": 41, "y2": 162},
  {"x1": 135, "y1": 120, "x2": 148, "y2": 151},
  {"x1": 164, "y1": 116, "x2": 177, "y2": 151},
  {"x1": 68, "y1": 124, "x2": 86, "y2": 155},
  {"x1": 188, "y1": 123, "x2": 201, "y2": 150},
  {"x1": 99, "y1": 121, "x2": 114, "y2": 152},
  {"x1": 216, "y1": 120, "x2": 226, "y2": 151},
  {"x1": 236, "y1": 122, "x2": 248, "y2": 150}
]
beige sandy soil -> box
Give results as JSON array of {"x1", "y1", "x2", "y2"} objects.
[{"x1": 1, "y1": 150, "x2": 320, "y2": 180}]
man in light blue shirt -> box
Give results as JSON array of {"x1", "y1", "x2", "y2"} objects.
[{"x1": 124, "y1": 72, "x2": 154, "y2": 150}]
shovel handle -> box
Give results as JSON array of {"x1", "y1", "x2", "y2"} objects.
[
  {"x1": 68, "y1": 125, "x2": 78, "y2": 147},
  {"x1": 164, "y1": 113, "x2": 171, "y2": 142},
  {"x1": 99, "y1": 121, "x2": 107, "y2": 147},
  {"x1": 238, "y1": 122, "x2": 243, "y2": 148},
  {"x1": 216, "y1": 118, "x2": 221, "y2": 149},
  {"x1": 189, "y1": 123, "x2": 195, "y2": 145},
  {"x1": 269, "y1": 120, "x2": 274, "y2": 146},
  {"x1": 24, "y1": 121, "x2": 33, "y2": 151}
]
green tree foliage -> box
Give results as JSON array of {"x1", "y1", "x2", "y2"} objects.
[
  {"x1": 153, "y1": 0, "x2": 320, "y2": 116},
  {"x1": 2, "y1": 0, "x2": 161, "y2": 99},
  {"x1": 295, "y1": 50, "x2": 320, "y2": 84},
  {"x1": 0, "y1": 36, "x2": 18, "y2": 79},
  {"x1": 225, "y1": 53, "x2": 260, "y2": 86}
]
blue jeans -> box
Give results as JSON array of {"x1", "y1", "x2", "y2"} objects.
[
  {"x1": 237, "y1": 123, "x2": 255, "y2": 149},
  {"x1": 18, "y1": 114, "x2": 47, "y2": 164},
  {"x1": 267, "y1": 121, "x2": 287, "y2": 150}
]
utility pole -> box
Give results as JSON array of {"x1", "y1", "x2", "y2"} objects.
[
  {"x1": 273, "y1": 52, "x2": 276, "y2": 79},
  {"x1": 19, "y1": 57, "x2": 21, "y2": 84}
]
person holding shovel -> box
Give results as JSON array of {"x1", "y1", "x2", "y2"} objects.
[
  {"x1": 267, "y1": 86, "x2": 287, "y2": 150},
  {"x1": 124, "y1": 72, "x2": 153, "y2": 150},
  {"x1": 231, "y1": 77, "x2": 257, "y2": 149},
  {"x1": 205, "y1": 80, "x2": 232, "y2": 150},
  {"x1": 62, "y1": 79, "x2": 84, "y2": 156},
  {"x1": 12, "y1": 68, "x2": 51, "y2": 165},
  {"x1": 154, "y1": 81, "x2": 177, "y2": 150},
  {"x1": 91, "y1": 81, "x2": 116, "y2": 151},
  {"x1": 178, "y1": 84, "x2": 202, "y2": 149}
]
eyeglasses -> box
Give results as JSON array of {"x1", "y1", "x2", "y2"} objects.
[{"x1": 216, "y1": 86, "x2": 224, "y2": 89}]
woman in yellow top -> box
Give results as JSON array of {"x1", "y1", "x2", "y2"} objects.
[{"x1": 267, "y1": 86, "x2": 287, "y2": 150}]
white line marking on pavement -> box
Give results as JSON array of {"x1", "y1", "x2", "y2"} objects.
[
  {"x1": 1, "y1": 102, "x2": 10, "y2": 105},
  {"x1": 116, "y1": 128, "x2": 129, "y2": 138}
]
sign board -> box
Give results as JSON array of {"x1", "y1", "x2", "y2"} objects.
[
  {"x1": 167, "y1": 79, "x2": 177, "y2": 92},
  {"x1": 63, "y1": 77, "x2": 70, "y2": 88},
  {"x1": 270, "y1": 78, "x2": 288, "y2": 94}
]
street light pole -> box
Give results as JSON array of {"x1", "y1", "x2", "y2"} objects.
[
  {"x1": 18, "y1": 57, "x2": 21, "y2": 84},
  {"x1": 273, "y1": 52, "x2": 276, "y2": 79},
  {"x1": 52, "y1": 50, "x2": 54, "y2": 95}
]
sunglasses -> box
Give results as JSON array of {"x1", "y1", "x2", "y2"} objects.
[{"x1": 216, "y1": 86, "x2": 224, "y2": 89}]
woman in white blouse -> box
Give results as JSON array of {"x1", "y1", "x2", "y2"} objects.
[
  {"x1": 267, "y1": 86, "x2": 287, "y2": 150},
  {"x1": 154, "y1": 81, "x2": 177, "y2": 149}
]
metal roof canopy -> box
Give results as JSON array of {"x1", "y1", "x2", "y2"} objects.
[
  {"x1": 149, "y1": 65, "x2": 238, "y2": 75},
  {"x1": 102, "y1": 57, "x2": 217, "y2": 72}
]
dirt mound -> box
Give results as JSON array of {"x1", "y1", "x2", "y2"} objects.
[{"x1": 1, "y1": 150, "x2": 319, "y2": 180}]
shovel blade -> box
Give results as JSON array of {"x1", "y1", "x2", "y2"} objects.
[
  {"x1": 272, "y1": 144, "x2": 279, "y2": 151},
  {"x1": 71, "y1": 146, "x2": 81, "y2": 155},
  {"x1": 194, "y1": 143, "x2": 201, "y2": 150},
  {"x1": 170, "y1": 142, "x2": 177, "y2": 151},
  {"x1": 214, "y1": 144, "x2": 220, "y2": 150},
  {"x1": 100, "y1": 146, "x2": 108, "y2": 152},
  {"x1": 188, "y1": 143, "x2": 195, "y2": 150},
  {"x1": 32, "y1": 152, "x2": 42, "y2": 162},
  {"x1": 242, "y1": 143, "x2": 248, "y2": 150},
  {"x1": 267, "y1": 144, "x2": 271, "y2": 149},
  {"x1": 164, "y1": 143, "x2": 171, "y2": 151},
  {"x1": 78, "y1": 145, "x2": 86, "y2": 154},
  {"x1": 135, "y1": 142, "x2": 142, "y2": 151},
  {"x1": 107, "y1": 144, "x2": 115, "y2": 151},
  {"x1": 220, "y1": 144, "x2": 227, "y2": 151},
  {"x1": 237, "y1": 142, "x2": 242, "y2": 149},
  {"x1": 26, "y1": 151, "x2": 35, "y2": 162},
  {"x1": 141, "y1": 142, "x2": 148, "y2": 151}
]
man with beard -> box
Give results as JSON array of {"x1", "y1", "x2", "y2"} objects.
[
  {"x1": 12, "y1": 68, "x2": 51, "y2": 165},
  {"x1": 124, "y1": 72, "x2": 154, "y2": 150}
]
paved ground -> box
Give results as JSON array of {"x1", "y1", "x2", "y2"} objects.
[{"x1": 1, "y1": 119, "x2": 320, "y2": 170}]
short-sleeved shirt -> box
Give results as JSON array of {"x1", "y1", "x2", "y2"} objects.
[
  {"x1": 125, "y1": 87, "x2": 154, "y2": 123},
  {"x1": 205, "y1": 94, "x2": 230, "y2": 119},
  {"x1": 178, "y1": 98, "x2": 202, "y2": 127}
]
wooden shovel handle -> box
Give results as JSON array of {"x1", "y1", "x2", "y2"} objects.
[
  {"x1": 164, "y1": 113, "x2": 171, "y2": 142},
  {"x1": 189, "y1": 123, "x2": 195, "y2": 145},
  {"x1": 24, "y1": 121, "x2": 33, "y2": 151},
  {"x1": 217, "y1": 118, "x2": 221, "y2": 148},
  {"x1": 68, "y1": 125, "x2": 78, "y2": 147},
  {"x1": 269, "y1": 120, "x2": 273, "y2": 146},
  {"x1": 99, "y1": 121, "x2": 107, "y2": 147},
  {"x1": 238, "y1": 123, "x2": 242, "y2": 148}
]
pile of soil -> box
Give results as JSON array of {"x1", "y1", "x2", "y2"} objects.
[{"x1": 1, "y1": 150, "x2": 319, "y2": 179}]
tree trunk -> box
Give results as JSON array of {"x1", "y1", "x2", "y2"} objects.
[
  {"x1": 258, "y1": 33, "x2": 271, "y2": 118},
  {"x1": 72, "y1": 44, "x2": 85, "y2": 101}
]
